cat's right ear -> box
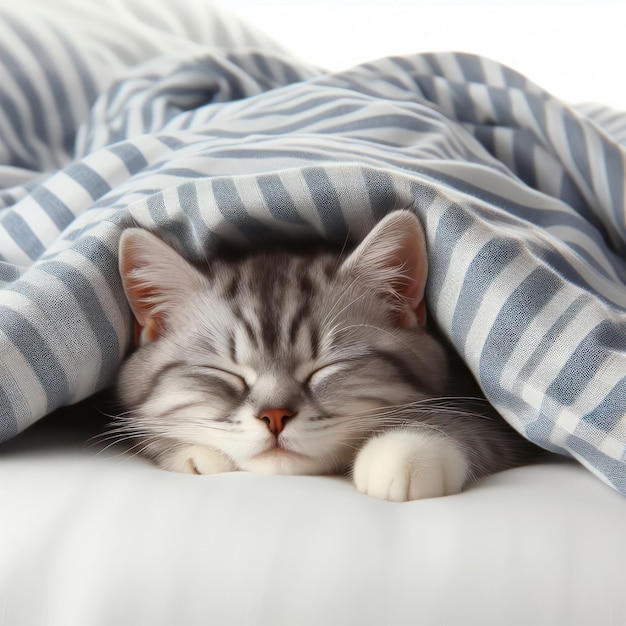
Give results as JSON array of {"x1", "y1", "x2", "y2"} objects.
[{"x1": 119, "y1": 229, "x2": 204, "y2": 345}]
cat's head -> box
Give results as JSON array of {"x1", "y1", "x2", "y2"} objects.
[{"x1": 116, "y1": 210, "x2": 448, "y2": 475}]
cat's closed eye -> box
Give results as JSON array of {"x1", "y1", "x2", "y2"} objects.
[
  {"x1": 195, "y1": 366, "x2": 248, "y2": 391},
  {"x1": 305, "y1": 361, "x2": 352, "y2": 386},
  {"x1": 185, "y1": 365, "x2": 249, "y2": 397}
]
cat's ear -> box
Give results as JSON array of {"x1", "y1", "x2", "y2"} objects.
[
  {"x1": 341, "y1": 210, "x2": 428, "y2": 328},
  {"x1": 119, "y1": 229, "x2": 204, "y2": 345}
]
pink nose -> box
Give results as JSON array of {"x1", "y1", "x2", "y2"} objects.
[{"x1": 256, "y1": 408, "x2": 294, "y2": 435}]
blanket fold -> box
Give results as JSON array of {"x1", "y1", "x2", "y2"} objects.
[{"x1": 1, "y1": 5, "x2": 624, "y2": 493}]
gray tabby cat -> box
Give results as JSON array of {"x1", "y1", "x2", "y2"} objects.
[{"x1": 115, "y1": 210, "x2": 537, "y2": 501}]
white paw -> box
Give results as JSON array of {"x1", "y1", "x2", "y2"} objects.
[
  {"x1": 353, "y1": 430, "x2": 469, "y2": 501},
  {"x1": 159, "y1": 445, "x2": 237, "y2": 475}
]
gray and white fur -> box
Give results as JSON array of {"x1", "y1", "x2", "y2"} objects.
[{"x1": 114, "y1": 210, "x2": 538, "y2": 501}]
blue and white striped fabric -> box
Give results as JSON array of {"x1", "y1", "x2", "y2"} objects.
[{"x1": 1, "y1": 9, "x2": 625, "y2": 494}]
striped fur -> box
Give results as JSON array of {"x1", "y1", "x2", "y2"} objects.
[{"x1": 115, "y1": 212, "x2": 537, "y2": 500}]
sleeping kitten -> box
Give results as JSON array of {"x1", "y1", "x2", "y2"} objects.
[{"x1": 114, "y1": 210, "x2": 537, "y2": 501}]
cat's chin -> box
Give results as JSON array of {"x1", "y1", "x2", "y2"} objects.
[{"x1": 241, "y1": 448, "x2": 324, "y2": 476}]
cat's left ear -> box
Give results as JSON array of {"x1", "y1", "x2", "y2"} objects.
[
  {"x1": 341, "y1": 210, "x2": 428, "y2": 328},
  {"x1": 119, "y1": 228, "x2": 205, "y2": 345}
]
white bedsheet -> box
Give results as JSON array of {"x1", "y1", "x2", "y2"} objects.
[{"x1": 1, "y1": 415, "x2": 625, "y2": 626}]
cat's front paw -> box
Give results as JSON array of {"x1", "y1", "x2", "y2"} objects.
[
  {"x1": 353, "y1": 430, "x2": 469, "y2": 501},
  {"x1": 160, "y1": 445, "x2": 237, "y2": 475}
]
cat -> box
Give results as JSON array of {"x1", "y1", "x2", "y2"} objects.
[{"x1": 113, "y1": 210, "x2": 539, "y2": 501}]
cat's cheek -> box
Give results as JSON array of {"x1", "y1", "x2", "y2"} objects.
[
  {"x1": 352, "y1": 430, "x2": 469, "y2": 502},
  {"x1": 158, "y1": 445, "x2": 238, "y2": 475}
]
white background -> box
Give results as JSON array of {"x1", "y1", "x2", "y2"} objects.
[{"x1": 226, "y1": 0, "x2": 626, "y2": 110}]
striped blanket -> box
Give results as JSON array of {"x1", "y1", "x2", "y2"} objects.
[{"x1": 1, "y1": 3, "x2": 625, "y2": 494}]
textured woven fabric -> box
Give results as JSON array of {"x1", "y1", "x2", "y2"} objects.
[{"x1": 0, "y1": 5, "x2": 624, "y2": 493}]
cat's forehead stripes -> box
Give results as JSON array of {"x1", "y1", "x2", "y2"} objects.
[
  {"x1": 298, "y1": 272, "x2": 314, "y2": 294},
  {"x1": 254, "y1": 259, "x2": 288, "y2": 354},
  {"x1": 224, "y1": 276, "x2": 239, "y2": 300},
  {"x1": 232, "y1": 303, "x2": 259, "y2": 349},
  {"x1": 216, "y1": 253, "x2": 328, "y2": 360},
  {"x1": 309, "y1": 324, "x2": 320, "y2": 360},
  {"x1": 228, "y1": 333, "x2": 238, "y2": 363},
  {"x1": 289, "y1": 300, "x2": 312, "y2": 345},
  {"x1": 322, "y1": 259, "x2": 339, "y2": 281}
]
